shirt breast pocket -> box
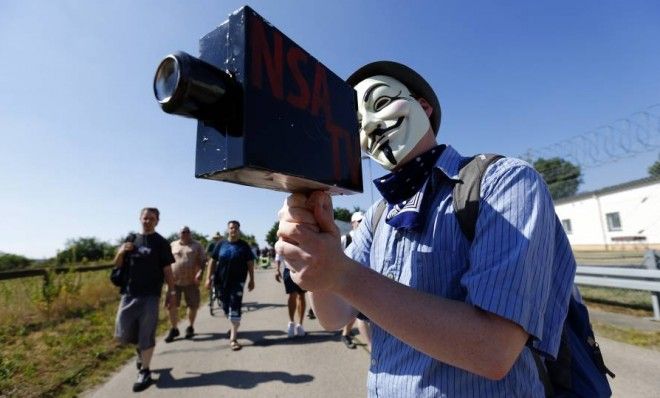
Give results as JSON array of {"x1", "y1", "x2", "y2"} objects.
[{"x1": 412, "y1": 248, "x2": 467, "y2": 299}]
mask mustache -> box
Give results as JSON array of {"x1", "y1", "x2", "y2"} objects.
[{"x1": 369, "y1": 116, "x2": 404, "y2": 153}]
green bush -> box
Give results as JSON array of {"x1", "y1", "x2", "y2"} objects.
[
  {"x1": 56, "y1": 237, "x2": 115, "y2": 265},
  {"x1": 0, "y1": 253, "x2": 31, "y2": 271}
]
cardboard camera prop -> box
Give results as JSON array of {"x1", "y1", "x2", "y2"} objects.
[{"x1": 153, "y1": 6, "x2": 362, "y2": 195}]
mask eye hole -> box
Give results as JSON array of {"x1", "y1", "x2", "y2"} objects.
[
  {"x1": 373, "y1": 97, "x2": 392, "y2": 112},
  {"x1": 372, "y1": 90, "x2": 403, "y2": 112}
]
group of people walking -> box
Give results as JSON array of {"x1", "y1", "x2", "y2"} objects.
[
  {"x1": 112, "y1": 211, "x2": 258, "y2": 392},
  {"x1": 111, "y1": 208, "x2": 368, "y2": 393}
]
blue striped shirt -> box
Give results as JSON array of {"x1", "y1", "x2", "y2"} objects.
[{"x1": 346, "y1": 145, "x2": 576, "y2": 397}]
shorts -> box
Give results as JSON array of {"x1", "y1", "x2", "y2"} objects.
[
  {"x1": 220, "y1": 281, "x2": 245, "y2": 322},
  {"x1": 173, "y1": 284, "x2": 200, "y2": 309},
  {"x1": 283, "y1": 268, "x2": 306, "y2": 294},
  {"x1": 114, "y1": 295, "x2": 160, "y2": 350}
]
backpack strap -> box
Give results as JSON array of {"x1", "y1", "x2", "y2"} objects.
[
  {"x1": 532, "y1": 350, "x2": 556, "y2": 397},
  {"x1": 452, "y1": 154, "x2": 504, "y2": 242},
  {"x1": 371, "y1": 198, "x2": 387, "y2": 237}
]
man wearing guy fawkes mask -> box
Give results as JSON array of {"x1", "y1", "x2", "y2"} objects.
[
  {"x1": 276, "y1": 61, "x2": 575, "y2": 397},
  {"x1": 354, "y1": 73, "x2": 437, "y2": 170}
]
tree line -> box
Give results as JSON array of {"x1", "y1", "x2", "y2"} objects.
[
  {"x1": 0, "y1": 229, "x2": 259, "y2": 272},
  {"x1": 532, "y1": 154, "x2": 659, "y2": 200}
]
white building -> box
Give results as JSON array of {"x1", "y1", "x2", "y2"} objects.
[{"x1": 554, "y1": 176, "x2": 660, "y2": 251}]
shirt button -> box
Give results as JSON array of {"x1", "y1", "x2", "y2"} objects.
[
  {"x1": 371, "y1": 358, "x2": 377, "y2": 366},
  {"x1": 387, "y1": 273, "x2": 395, "y2": 279}
]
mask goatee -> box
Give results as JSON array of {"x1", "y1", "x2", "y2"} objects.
[{"x1": 382, "y1": 144, "x2": 398, "y2": 166}]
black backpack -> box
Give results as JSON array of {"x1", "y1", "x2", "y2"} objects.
[
  {"x1": 372, "y1": 154, "x2": 614, "y2": 397},
  {"x1": 110, "y1": 233, "x2": 137, "y2": 292}
]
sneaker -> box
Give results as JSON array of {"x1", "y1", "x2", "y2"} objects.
[
  {"x1": 132, "y1": 369, "x2": 152, "y2": 392},
  {"x1": 287, "y1": 321, "x2": 295, "y2": 338},
  {"x1": 164, "y1": 327, "x2": 180, "y2": 343},
  {"x1": 341, "y1": 334, "x2": 356, "y2": 349},
  {"x1": 135, "y1": 348, "x2": 142, "y2": 370},
  {"x1": 295, "y1": 324, "x2": 306, "y2": 337},
  {"x1": 307, "y1": 309, "x2": 316, "y2": 319},
  {"x1": 185, "y1": 326, "x2": 194, "y2": 339}
]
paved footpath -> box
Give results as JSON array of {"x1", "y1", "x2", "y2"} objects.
[
  {"x1": 589, "y1": 309, "x2": 660, "y2": 396},
  {"x1": 597, "y1": 336, "x2": 660, "y2": 397},
  {"x1": 86, "y1": 268, "x2": 660, "y2": 397},
  {"x1": 85, "y1": 268, "x2": 369, "y2": 397}
]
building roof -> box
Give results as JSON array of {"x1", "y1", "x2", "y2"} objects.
[{"x1": 554, "y1": 175, "x2": 660, "y2": 204}]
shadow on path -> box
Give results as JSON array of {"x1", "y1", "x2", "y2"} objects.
[
  {"x1": 242, "y1": 329, "x2": 341, "y2": 347},
  {"x1": 186, "y1": 332, "x2": 229, "y2": 342},
  {"x1": 153, "y1": 368, "x2": 314, "y2": 389},
  {"x1": 242, "y1": 301, "x2": 286, "y2": 312},
  {"x1": 208, "y1": 301, "x2": 286, "y2": 317},
  {"x1": 161, "y1": 329, "x2": 341, "y2": 350}
]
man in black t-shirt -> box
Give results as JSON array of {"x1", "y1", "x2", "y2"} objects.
[{"x1": 113, "y1": 207, "x2": 176, "y2": 392}]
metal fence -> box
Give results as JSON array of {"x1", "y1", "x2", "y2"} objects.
[{"x1": 576, "y1": 249, "x2": 660, "y2": 320}]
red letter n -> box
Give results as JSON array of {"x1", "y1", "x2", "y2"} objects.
[{"x1": 250, "y1": 16, "x2": 284, "y2": 99}]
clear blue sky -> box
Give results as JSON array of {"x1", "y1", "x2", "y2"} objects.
[{"x1": 1, "y1": 1, "x2": 659, "y2": 259}]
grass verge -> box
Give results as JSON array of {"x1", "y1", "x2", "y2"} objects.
[
  {"x1": 0, "y1": 296, "x2": 130, "y2": 397},
  {"x1": 592, "y1": 320, "x2": 660, "y2": 351},
  {"x1": 580, "y1": 286, "x2": 653, "y2": 314},
  {"x1": 0, "y1": 269, "x2": 208, "y2": 397},
  {"x1": 581, "y1": 286, "x2": 660, "y2": 351},
  {"x1": 0, "y1": 292, "x2": 199, "y2": 397}
]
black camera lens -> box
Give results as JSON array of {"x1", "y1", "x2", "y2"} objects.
[
  {"x1": 154, "y1": 56, "x2": 180, "y2": 103},
  {"x1": 153, "y1": 51, "x2": 238, "y2": 125}
]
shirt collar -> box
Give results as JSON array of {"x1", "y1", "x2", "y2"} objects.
[{"x1": 432, "y1": 144, "x2": 465, "y2": 182}]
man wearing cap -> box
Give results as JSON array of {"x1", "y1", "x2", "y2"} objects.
[
  {"x1": 165, "y1": 226, "x2": 206, "y2": 342},
  {"x1": 276, "y1": 61, "x2": 575, "y2": 396}
]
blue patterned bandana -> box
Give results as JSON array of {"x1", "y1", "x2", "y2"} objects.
[{"x1": 373, "y1": 145, "x2": 445, "y2": 230}]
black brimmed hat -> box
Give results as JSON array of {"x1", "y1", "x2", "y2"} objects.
[{"x1": 347, "y1": 61, "x2": 441, "y2": 135}]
